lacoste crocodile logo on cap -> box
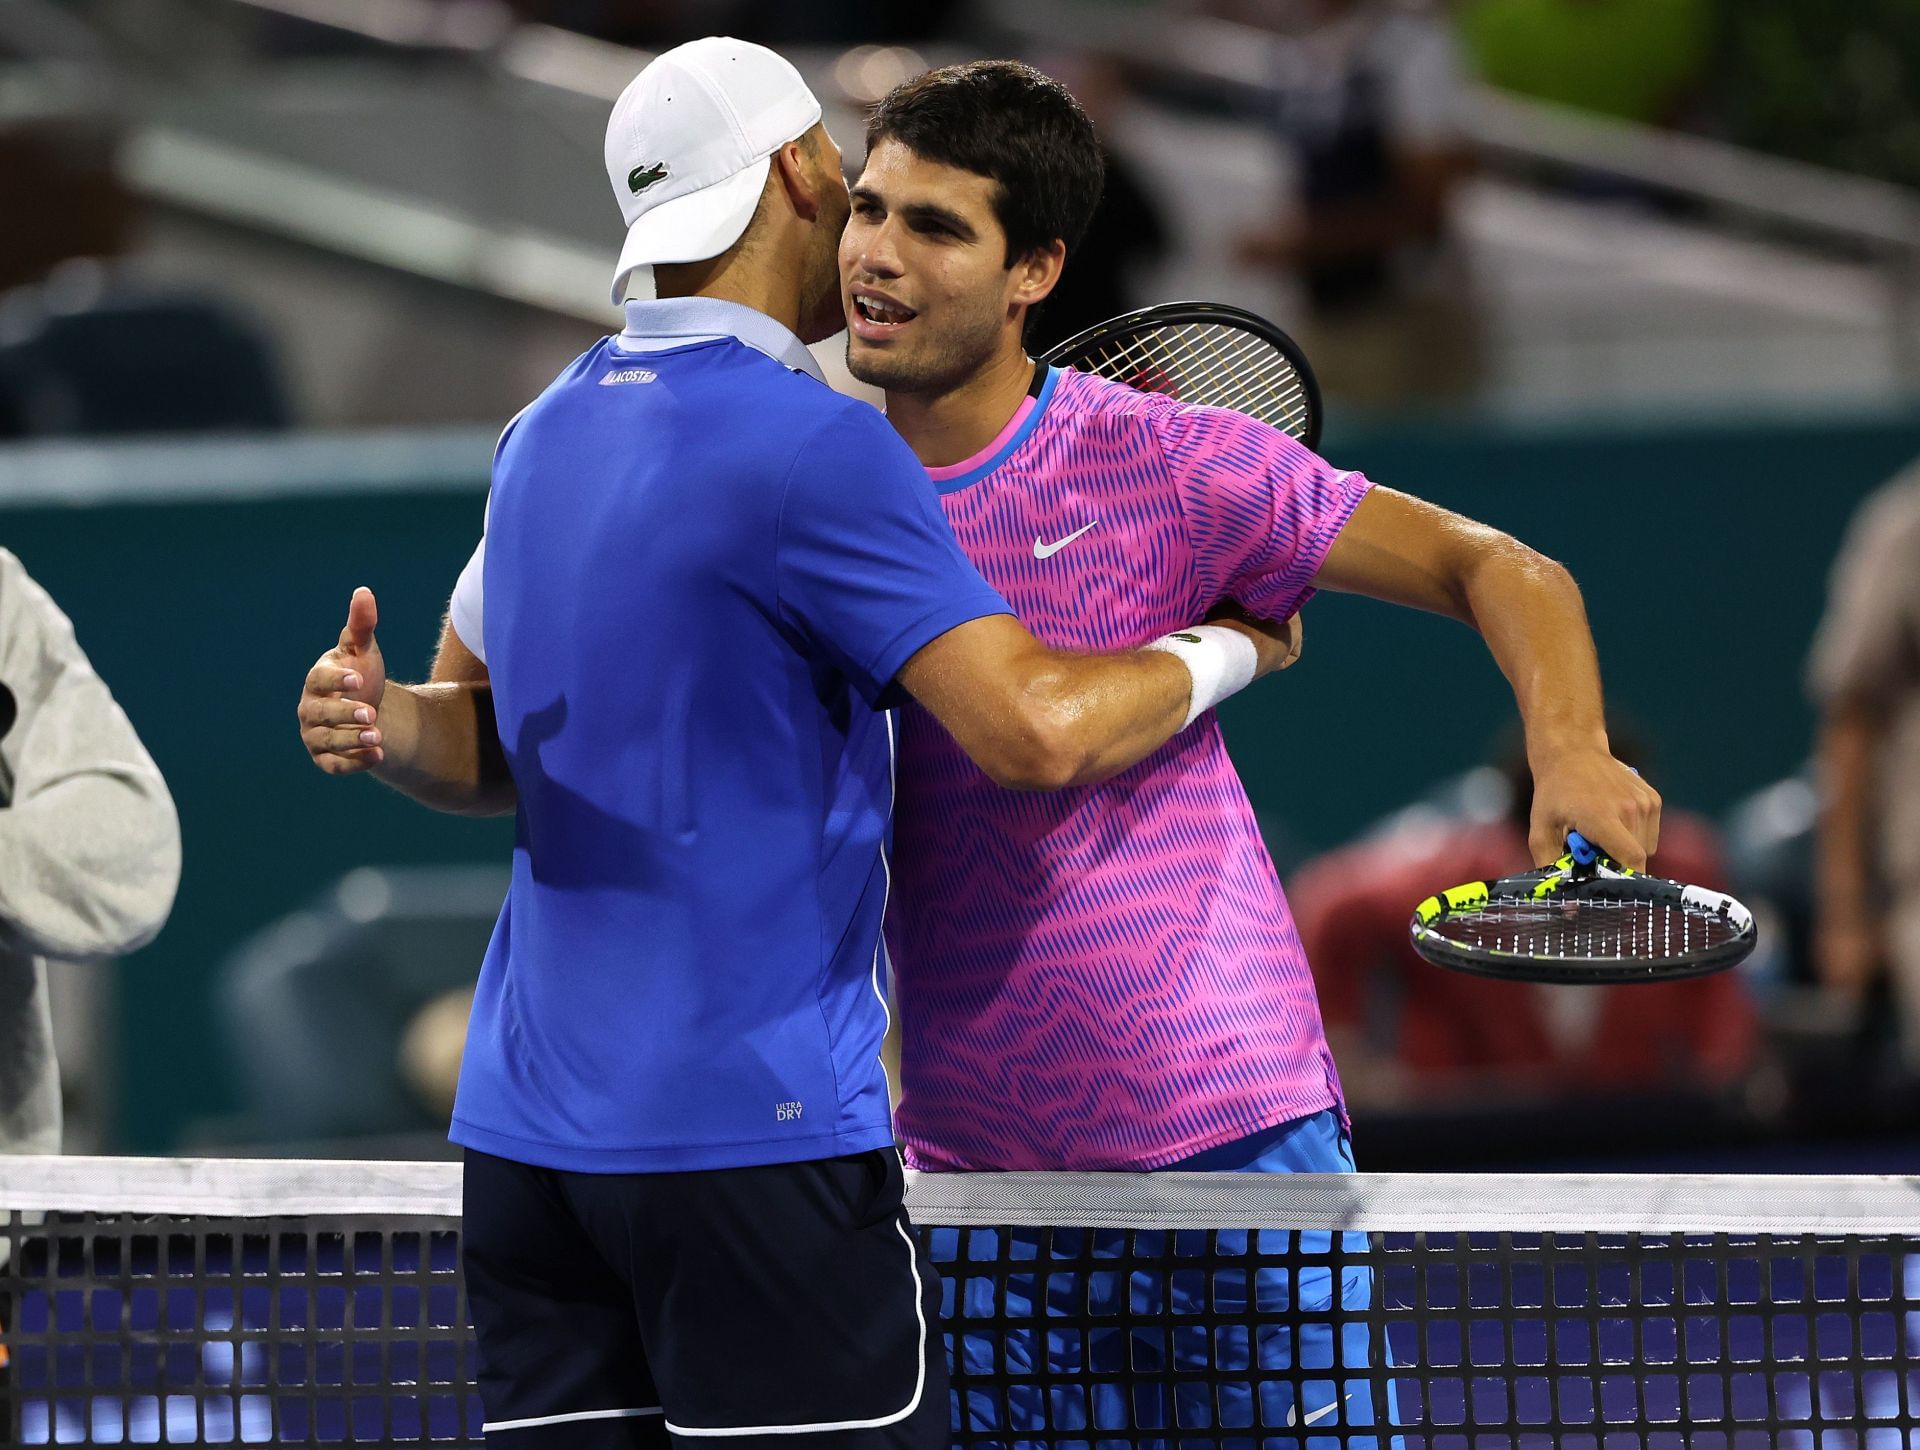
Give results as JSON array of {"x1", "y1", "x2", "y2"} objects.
[{"x1": 627, "y1": 162, "x2": 670, "y2": 195}]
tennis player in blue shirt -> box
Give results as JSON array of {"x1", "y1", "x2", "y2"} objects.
[{"x1": 295, "y1": 38, "x2": 1302, "y2": 1450}]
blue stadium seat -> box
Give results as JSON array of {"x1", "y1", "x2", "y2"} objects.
[{"x1": 0, "y1": 289, "x2": 290, "y2": 436}]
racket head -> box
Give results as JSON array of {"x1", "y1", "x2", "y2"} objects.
[
  {"x1": 1408, "y1": 857, "x2": 1757, "y2": 984},
  {"x1": 1040, "y1": 301, "x2": 1323, "y2": 450}
]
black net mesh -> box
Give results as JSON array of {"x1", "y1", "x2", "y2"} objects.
[
  {"x1": 1, "y1": 1209, "x2": 477, "y2": 1445},
  {"x1": 933, "y1": 1223, "x2": 1920, "y2": 1448},
  {"x1": 4, "y1": 1172, "x2": 1917, "y2": 1446}
]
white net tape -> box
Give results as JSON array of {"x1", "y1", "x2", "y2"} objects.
[{"x1": 3, "y1": 1158, "x2": 1918, "y2": 1235}]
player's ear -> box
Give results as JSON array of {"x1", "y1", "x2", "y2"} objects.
[
  {"x1": 1009, "y1": 239, "x2": 1067, "y2": 310},
  {"x1": 772, "y1": 140, "x2": 821, "y2": 223}
]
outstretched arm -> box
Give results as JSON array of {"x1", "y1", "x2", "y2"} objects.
[
  {"x1": 1311, "y1": 486, "x2": 1660, "y2": 868},
  {"x1": 296, "y1": 587, "x2": 515, "y2": 816}
]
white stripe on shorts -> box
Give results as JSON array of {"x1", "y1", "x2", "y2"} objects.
[
  {"x1": 485, "y1": 1406, "x2": 664, "y2": 1432},
  {"x1": 664, "y1": 1218, "x2": 927, "y2": 1437}
]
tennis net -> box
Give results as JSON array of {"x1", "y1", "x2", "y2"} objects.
[{"x1": 3, "y1": 1157, "x2": 1918, "y2": 1446}]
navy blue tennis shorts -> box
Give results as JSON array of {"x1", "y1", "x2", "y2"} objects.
[{"x1": 463, "y1": 1147, "x2": 946, "y2": 1448}]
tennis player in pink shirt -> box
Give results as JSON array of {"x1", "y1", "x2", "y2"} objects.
[
  {"x1": 846, "y1": 60, "x2": 1658, "y2": 1185},
  {"x1": 842, "y1": 60, "x2": 1658, "y2": 1440},
  {"x1": 836, "y1": 58, "x2": 1660, "y2": 1441}
]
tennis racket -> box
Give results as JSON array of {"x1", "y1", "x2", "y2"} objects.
[
  {"x1": 1408, "y1": 830, "x2": 1757, "y2": 984},
  {"x1": 1041, "y1": 301, "x2": 1323, "y2": 451}
]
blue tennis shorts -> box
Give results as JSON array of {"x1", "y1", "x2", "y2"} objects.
[{"x1": 944, "y1": 1109, "x2": 1399, "y2": 1448}]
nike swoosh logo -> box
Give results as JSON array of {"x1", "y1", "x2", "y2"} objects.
[
  {"x1": 1291, "y1": 1392, "x2": 1356, "y2": 1427},
  {"x1": 1033, "y1": 519, "x2": 1098, "y2": 559}
]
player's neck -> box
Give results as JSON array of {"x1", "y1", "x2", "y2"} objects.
[
  {"x1": 887, "y1": 344, "x2": 1039, "y2": 470},
  {"x1": 654, "y1": 257, "x2": 804, "y2": 340}
]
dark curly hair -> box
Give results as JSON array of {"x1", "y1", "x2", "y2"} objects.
[{"x1": 866, "y1": 59, "x2": 1106, "y2": 267}]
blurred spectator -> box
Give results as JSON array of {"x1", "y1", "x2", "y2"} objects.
[
  {"x1": 0, "y1": 550, "x2": 177, "y2": 1369},
  {"x1": 1808, "y1": 463, "x2": 1920, "y2": 1058},
  {"x1": 1027, "y1": 56, "x2": 1171, "y2": 353},
  {"x1": 1457, "y1": 0, "x2": 1712, "y2": 124},
  {"x1": 1289, "y1": 739, "x2": 1757, "y2": 1110},
  {"x1": 0, "y1": 549, "x2": 180, "y2": 1158},
  {"x1": 1232, "y1": 0, "x2": 1480, "y2": 408}
]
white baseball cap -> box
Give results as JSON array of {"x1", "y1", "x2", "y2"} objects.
[{"x1": 604, "y1": 37, "x2": 823, "y2": 305}]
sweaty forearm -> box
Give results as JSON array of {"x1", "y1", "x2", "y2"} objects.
[
  {"x1": 901, "y1": 611, "x2": 1283, "y2": 792},
  {"x1": 1021, "y1": 649, "x2": 1194, "y2": 789},
  {"x1": 1459, "y1": 543, "x2": 1609, "y2": 763},
  {"x1": 372, "y1": 681, "x2": 516, "y2": 816}
]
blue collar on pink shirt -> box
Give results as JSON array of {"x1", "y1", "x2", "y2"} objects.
[{"x1": 925, "y1": 366, "x2": 1062, "y2": 495}]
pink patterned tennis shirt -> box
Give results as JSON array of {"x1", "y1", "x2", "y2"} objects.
[{"x1": 885, "y1": 366, "x2": 1373, "y2": 1171}]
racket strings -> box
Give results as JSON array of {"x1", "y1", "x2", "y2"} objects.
[
  {"x1": 1159, "y1": 324, "x2": 1308, "y2": 431},
  {"x1": 1070, "y1": 322, "x2": 1312, "y2": 440},
  {"x1": 1439, "y1": 896, "x2": 1741, "y2": 963}
]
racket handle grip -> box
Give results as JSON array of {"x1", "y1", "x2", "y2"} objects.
[{"x1": 1566, "y1": 768, "x2": 1641, "y2": 867}]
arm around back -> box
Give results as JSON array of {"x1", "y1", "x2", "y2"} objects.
[
  {"x1": 896, "y1": 611, "x2": 1296, "y2": 791},
  {"x1": 774, "y1": 397, "x2": 1299, "y2": 791}
]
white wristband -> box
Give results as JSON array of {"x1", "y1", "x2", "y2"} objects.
[{"x1": 1144, "y1": 624, "x2": 1260, "y2": 729}]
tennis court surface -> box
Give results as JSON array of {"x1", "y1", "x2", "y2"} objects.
[{"x1": 3, "y1": 1158, "x2": 1917, "y2": 1446}]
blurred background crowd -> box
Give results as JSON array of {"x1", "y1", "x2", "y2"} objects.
[{"x1": 2, "y1": 0, "x2": 1918, "y2": 1172}]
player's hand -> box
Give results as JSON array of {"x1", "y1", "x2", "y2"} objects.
[
  {"x1": 1527, "y1": 744, "x2": 1660, "y2": 872},
  {"x1": 298, "y1": 586, "x2": 387, "y2": 774},
  {"x1": 1206, "y1": 602, "x2": 1303, "y2": 678}
]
